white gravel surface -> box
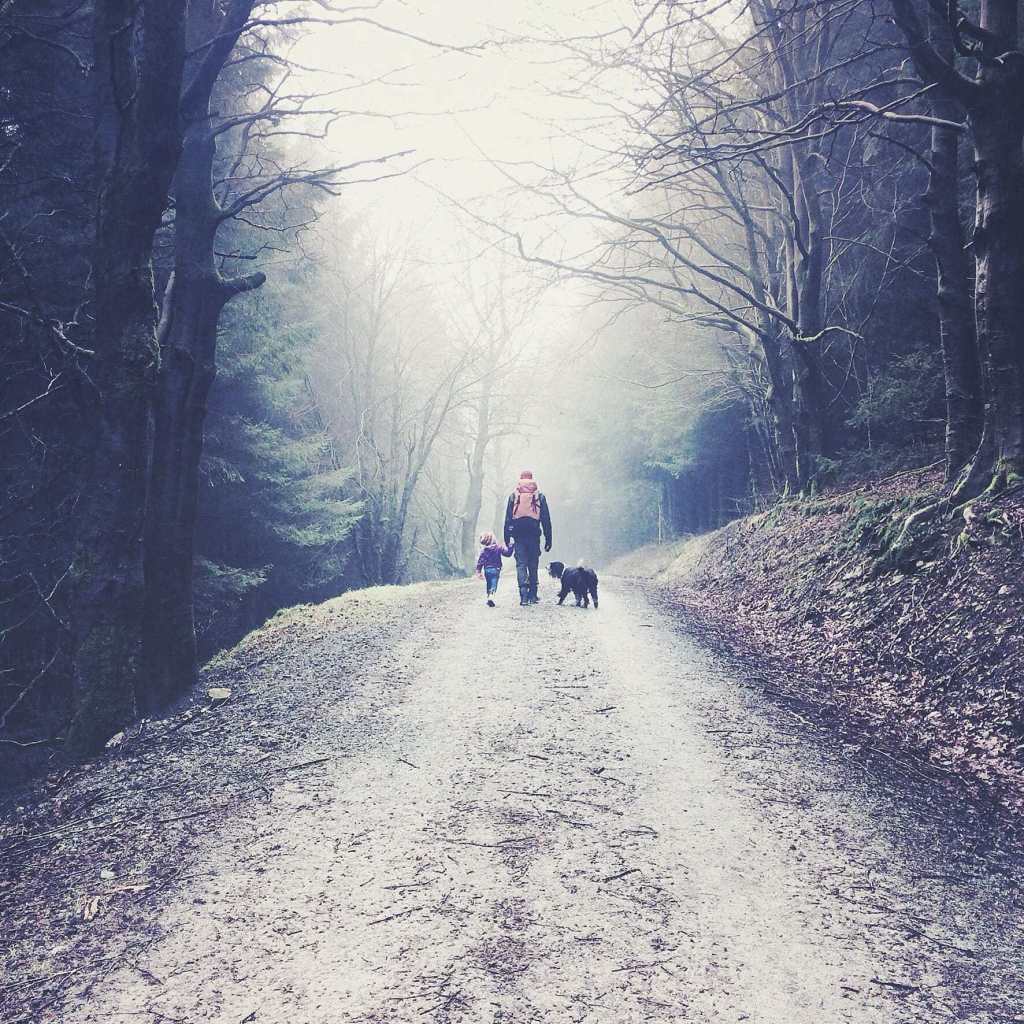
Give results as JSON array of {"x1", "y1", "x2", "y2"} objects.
[{"x1": 47, "y1": 578, "x2": 1024, "y2": 1023}]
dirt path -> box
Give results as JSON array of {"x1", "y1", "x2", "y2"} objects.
[{"x1": 5, "y1": 579, "x2": 1023, "y2": 1022}]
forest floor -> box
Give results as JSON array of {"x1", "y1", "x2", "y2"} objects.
[
  {"x1": 618, "y1": 467, "x2": 1024, "y2": 823},
  {"x1": 3, "y1": 575, "x2": 1023, "y2": 1022}
]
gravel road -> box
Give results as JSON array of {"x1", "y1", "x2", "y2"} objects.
[{"x1": 7, "y1": 577, "x2": 1023, "y2": 1023}]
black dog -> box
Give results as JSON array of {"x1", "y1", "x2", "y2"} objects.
[{"x1": 548, "y1": 561, "x2": 599, "y2": 609}]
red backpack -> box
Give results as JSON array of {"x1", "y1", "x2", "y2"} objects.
[{"x1": 512, "y1": 482, "x2": 541, "y2": 520}]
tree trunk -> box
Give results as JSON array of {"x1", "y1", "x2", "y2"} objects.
[
  {"x1": 969, "y1": 97, "x2": 1024, "y2": 486},
  {"x1": 891, "y1": 0, "x2": 1024, "y2": 494},
  {"x1": 791, "y1": 342, "x2": 830, "y2": 481},
  {"x1": 142, "y1": 16, "x2": 262, "y2": 712},
  {"x1": 924, "y1": 18, "x2": 983, "y2": 481},
  {"x1": 143, "y1": 271, "x2": 228, "y2": 712},
  {"x1": 460, "y1": 385, "x2": 492, "y2": 570},
  {"x1": 758, "y1": 334, "x2": 800, "y2": 492},
  {"x1": 66, "y1": 0, "x2": 187, "y2": 756},
  {"x1": 788, "y1": 147, "x2": 833, "y2": 481}
]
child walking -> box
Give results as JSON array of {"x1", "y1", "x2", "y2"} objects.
[{"x1": 475, "y1": 531, "x2": 514, "y2": 607}]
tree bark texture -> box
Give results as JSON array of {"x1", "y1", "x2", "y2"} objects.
[
  {"x1": 924, "y1": 19, "x2": 983, "y2": 480},
  {"x1": 67, "y1": 0, "x2": 187, "y2": 757},
  {"x1": 460, "y1": 372, "x2": 493, "y2": 570},
  {"x1": 891, "y1": 0, "x2": 1024, "y2": 492},
  {"x1": 143, "y1": 0, "x2": 261, "y2": 712}
]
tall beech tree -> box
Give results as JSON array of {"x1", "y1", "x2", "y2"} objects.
[
  {"x1": 891, "y1": 0, "x2": 1024, "y2": 495},
  {"x1": 919, "y1": 7, "x2": 983, "y2": 481},
  {"x1": 66, "y1": 0, "x2": 187, "y2": 755},
  {"x1": 142, "y1": 0, "x2": 264, "y2": 713}
]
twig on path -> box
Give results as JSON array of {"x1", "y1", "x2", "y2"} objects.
[
  {"x1": 156, "y1": 807, "x2": 223, "y2": 825},
  {"x1": 871, "y1": 977, "x2": 920, "y2": 993},
  {"x1": 17, "y1": 812, "x2": 142, "y2": 844},
  {"x1": 6, "y1": 948, "x2": 133, "y2": 990},
  {"x1": 265, "y1": 756, "x2": 332, "y2": 775},
  {"x1": 905, "y1": 928, "x2": 977, "y2": 956},
  {"x1": 867, "y1": 744, "x2": 952, "y2": 780},
  {"x1": 613, "y1": 959, "x2": 673, "y2": 974},
  {"x1": 367, "y1": 905, "x2": 425, "y2": 926},
  {"x1": 547, "y1": 809, "x2": 592, "y2": 828},
  {"x1": 526, "y1": 754, "x2": 549, "y2": 761},
  {"x1": 437, "y1": 834, "x2": 538, "y2": 849},
  {"x1": 595, "y1": 706, "x2": 617, "y2": 714},
  {"x1": 601, "y1": 867, "x2": 639, "y2": 883},
  {"x1": 398, "y1": 756, "x2": 419, "y2": 769}
]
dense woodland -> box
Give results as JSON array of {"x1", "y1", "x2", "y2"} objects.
[{"x1": 2, "y1": 0, "x2": 1023, "y2": 773}]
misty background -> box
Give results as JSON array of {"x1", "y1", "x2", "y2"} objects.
[{"x1": 3, "y1": 0, "x2": 975, "y2": 761}]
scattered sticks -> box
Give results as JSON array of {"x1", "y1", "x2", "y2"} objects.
[
  {"x1": 367, "y1": 905, "x2": 425, "y2": 926},
  {"x1": 600, "y1": 867, "x2": 639, "y2": 883},
  {"x1": 264, "y1": 755, "x2": 332, "y2": 775}
]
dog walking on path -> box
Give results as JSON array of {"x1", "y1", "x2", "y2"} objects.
[{"x1": 548, "y1": 561, "x2": 599, "y2": 609}]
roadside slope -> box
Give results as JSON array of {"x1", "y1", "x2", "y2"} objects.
[{"x1": 625, "y1": 468, "x2": 1024, "y2": 816}]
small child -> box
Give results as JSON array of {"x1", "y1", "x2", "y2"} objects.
[{"x1": 475, "y1": 531, "x2": 514, "y2": 607}]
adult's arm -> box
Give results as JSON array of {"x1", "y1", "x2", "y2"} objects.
[
  {"x1": 503, "y1": 494, "x2": 514, "y2": 545},
  {"x1": 540, "y1": 494, "x2": 552, "y2": 550}
]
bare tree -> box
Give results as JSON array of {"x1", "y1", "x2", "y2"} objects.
[
  {"x1": 449, "y1": 257, "x2": 540, "y2": 569},
  {"x1": 471, "y1": 1, "x2": 922, "y2": 491},
  {"x1": 307, "y1": 233, "x2": 470, "y2": 586}
]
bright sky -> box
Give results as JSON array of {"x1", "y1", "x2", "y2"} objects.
[{"x1": 290, "y1": 0, "x2": 639, "y2": 240}]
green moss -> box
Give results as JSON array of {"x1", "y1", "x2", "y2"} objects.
[{"x1": 830, "y1": 489, "x2": 942, "y2": 572}]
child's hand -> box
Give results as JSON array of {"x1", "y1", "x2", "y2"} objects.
[{"x1": 475, "y1": 571, "x2": 483, "y2": 579}]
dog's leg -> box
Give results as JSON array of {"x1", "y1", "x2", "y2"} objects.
[{"x1": 557, "y1": 584, "x2": 568, "y2": 605}]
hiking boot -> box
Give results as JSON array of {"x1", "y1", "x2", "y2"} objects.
[{"x1": 486, "y1": 599, "x2": 495, "y2": 607}]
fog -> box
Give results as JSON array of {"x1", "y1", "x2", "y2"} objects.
[{"x1": 272, "y1": 1, "x2": 703, "y2": 567}]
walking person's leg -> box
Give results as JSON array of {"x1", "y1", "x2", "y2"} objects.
[
  {"x1": 526, "y1": 536, "x2": 541, "y2": 602},
  {"x1": 513, "y1": 541, "x2": 530, "y2": 605}
]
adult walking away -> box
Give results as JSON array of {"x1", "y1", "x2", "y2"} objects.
[{"x1": 503, "y1": 470, "x2": 552, "y2": 606}]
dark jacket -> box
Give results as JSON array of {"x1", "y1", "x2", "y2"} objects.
[{"x1": 504, "y1": 491, "x2": 552, "y2": 547}]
